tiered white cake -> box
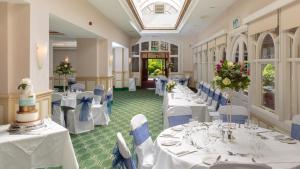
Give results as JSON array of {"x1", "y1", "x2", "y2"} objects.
[{"x1": 16, "y1": 78, "x2": 39, "y2": 123}]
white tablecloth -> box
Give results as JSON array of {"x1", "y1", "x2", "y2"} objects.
[
  {"x1": 163, "y1": 86, "x2": 208, "y2": 128},
  {"x1": 153, "y1": 122, "x2": 300, "y2": 169},
  {"x1": 0, "y1": 119, "x2": 79, "y2": 169}
]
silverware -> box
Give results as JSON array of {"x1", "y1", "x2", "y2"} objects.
[
  {"x1": 215, "y1": 155, "x2": 221, "y2": 163},
  {"x1": 252, "y1": 158, "x2": 256, "y2": 163}
]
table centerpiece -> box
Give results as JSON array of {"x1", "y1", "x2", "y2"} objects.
[
  {"x1": 54, "y1": 58, "x2": 75, "y2": 93},
  {"x1": 212, "y1": 60, "x2": 250, "y2": 140},
  {"x1": 166, "y1": 80, "x2": 176, "y2": 92}
]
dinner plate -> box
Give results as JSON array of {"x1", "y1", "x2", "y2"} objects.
[
  {"x1": 161, "y1": 140, "x2": 180, "y2": 146},
  {"x1": 202, "y1": 155, "x2": 220, "y2": 166},
  {"x1": 172, "y1": 125, "x2": 185, "y2": 131}
]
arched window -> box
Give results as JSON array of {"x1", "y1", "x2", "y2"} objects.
[{"x1": 257, "y1": 33, "x2": 277, "y2": 111}]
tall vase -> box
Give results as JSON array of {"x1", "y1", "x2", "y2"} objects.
[
  {"x1": 63, "y1": 75, "x2": 66, "y2": 94},
  {"x1": 224, "y1": 89, "x2": 234, "y2": 140}
]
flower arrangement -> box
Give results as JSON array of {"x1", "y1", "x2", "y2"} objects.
[
  {"x1": 54, "y1": 61, "x2": 75, "y2": 76},
  {"x1": 166, "y1": 81, "x2": 176, "y2": 92},
  {"x1": 212, "y1": 60, "x2": 250, "y2": 91}
]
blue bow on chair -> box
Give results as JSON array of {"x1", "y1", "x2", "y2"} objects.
[
  {"x1": 179, "y1": 78, "x2": 186, "y2": 85},
  {"x1": 51, "y1": 100, "x2": 61, "y2": 114},
  {"x1": 160, "y1": 79, "x2": 167, "y2": 91},
  {"x1": 106, "y1": 95, "x2": 112, "y2": 115},
  {"x1": 112, "y1": 144, "x2": 137, "y2": 169},
  {"x1": 77, "y1": 97, "x2": 92, "y2": 121}
]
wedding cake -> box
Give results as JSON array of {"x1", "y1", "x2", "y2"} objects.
[{"x1": 16, "y1": 78, "x2": 39, "y2": 123}]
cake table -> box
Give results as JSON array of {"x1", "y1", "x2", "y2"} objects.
[{"x1": 0, "y1": 119, "x2": 79, "y2": 169}]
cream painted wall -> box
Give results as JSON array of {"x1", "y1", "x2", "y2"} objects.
[
  {"x1": 0, "y1": 3, "x2": 9, "y2": 93},
  {"x1": 194, "y1": 0, "x2": 274, "y2": 43},
  {"x1": 76, "y1": 38, "x2": 98, "y2": 77}
]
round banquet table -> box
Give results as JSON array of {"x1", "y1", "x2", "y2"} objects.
[{"x1": 153, "y1": 122, "x2": 300, "y2": 169}]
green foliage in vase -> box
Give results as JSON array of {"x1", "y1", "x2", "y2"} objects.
[
  {"x1": 212, "y1": 60, "x2": 250, "y2": 91},
  {"x1": 54, "y1": 61, "x2": 75, "y2": 76}
]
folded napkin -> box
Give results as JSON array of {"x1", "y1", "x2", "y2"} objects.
[
  {"x1": 161, "y1": 140, "x2": 181, "y2": 146},
  {"x1": 160, "y1": 130, "x2": 180, "y2": 138},
  {"x1": 167, "y1": 145, "x2": 197, "y2": 156}
]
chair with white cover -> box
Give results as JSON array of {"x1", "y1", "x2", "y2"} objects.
[
  {"x1": 66, "y1": 92, "x2": 94, "y2": 134},
  {"x1": 130, "y1": 114, "x2": 154, "y2": 169},
  {"x1": 93, "y1": 87, "x2": 104, "y2": 105},
  {"x1": 208, "y1": 94, "x2": 228, "y2": 121},
  {"x1": 91, "y1": 91, "x2": 110, "y2": 126},
  {"x1": 209, "y1": 162, "x2": 272, "y2": 169},
  {"x1": 159, "y1": 78, "x2": 168, "y2": 96},
  {"x1": 218, "y1": 105, "x2": 249, "y2": 124},
  {"x1": 155, "y1": 78, "x2": 160, "y2": 95},
  {"x1": 51, "y1": 93, "x2": 65, "y2": 127},
  {"x1": 208, "y1": 89, "x2": 221, "y2": 112},
  {"x1": 71, "y1": 83, "x2": 85, "y2": 92},
  {"x1": 291, "y1": 114, "x2": 300, "y2": 140},
  {"x1": 179, "y1": 77, "x2": 188, "y2": 86},
  {"x1": 112, "y1": 132, "x2": 137, "y2": 169},
  {"x1": 129, "y1": 78, "x2": 137, "y2": 92},
  {"x1": 167, "y1": 106, "x2": 192, "y2": 128}
]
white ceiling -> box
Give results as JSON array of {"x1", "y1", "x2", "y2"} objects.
[
  {"x1": 89, "y1": 0, "x2": 236, "y2": 38},
  {"x1": 49, "y1": 15, "x2": 99, "y2": 40}
]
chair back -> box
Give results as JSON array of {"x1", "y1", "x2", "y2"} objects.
[
  {"x1": 112, "y1": 132, "x2": 136, "y2": 169},
  {"x1": 210, "y1": 89, "x2": 221, "y2": 111},
  {"x1": 106, "y1": 88, "x2": 113, "y2": 114},
  {"x1": 52, "y1": 93, "x2": 62, "y2": 109},
  {"x1": 209, "y1": 162, "x2": 272, "y2": 169},
  {"x1": 93, "y1": 88, "x2": 104, "y2": 105},
  {"x1": 71, "y1": 83, "x2": 85, "y2": 92},
  {"x1": 167, "y1": 106, "x2": 192, "y2": 127},
  {"x1": 130, "y1": 114, "x2": 153, "y2": 168},
  {"x1": 291, "y1": 114, "x2": 300, "y2": 140},
  {"x1": 159, "y1": 78, "x2": 168, "y2": 95},
  {"x1": 75, "y1": 92, "x2": 93, "y2": 121},
  {"x1": 219, "y1": 105, "x2": 249, "y2": 124},
  {"x1": 51, "y1": 93, "x2": 64, "y2": 126}
]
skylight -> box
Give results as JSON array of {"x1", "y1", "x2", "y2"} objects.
[{"x1": 128, "y1": 0, "x2": 191, "y2": 30}]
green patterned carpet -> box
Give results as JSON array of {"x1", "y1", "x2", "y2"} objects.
[{"x1": 71, "y1": 89, "x2": 163, "y2": 169}]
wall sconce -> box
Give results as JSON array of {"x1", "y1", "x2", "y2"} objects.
[
  {"x1": 109, "y1": 55, "x2": 113, "y2": 65},
  {"x1": 36, "y1": 43, "x2": 48, "y2": 69}
]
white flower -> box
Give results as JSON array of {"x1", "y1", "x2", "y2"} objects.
[
  {"x1": 222, "y1": 78, "x2": 231, "y2": 86},
  {"x1": 227, "y1": 61, "x2": 234, "y2": 67},
  {"x1": 21, "y1": 78, "x2": 31, "y2": 85}
]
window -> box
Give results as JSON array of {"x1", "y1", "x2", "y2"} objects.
[
  {"x1": 170, "y1": 57, "x2": 178, "y2": 72},
  {"x1": 160, "y1": 41, "x2": 168, "y2": 51},
  {"x1": 151, "y1": 41, "x2": 159, "y2": 51},
  {"x1": 141, "y1": 42, "x2": 149, "y2": 51},
  {"x1": 132, "y1": 44, "x2": 139, "y2": 55},
  {"x1": 170, "y1": 44, "x2": 178, "y2": 55},
  {"x1": 132, "y1": 57, "x2": 139, "y2": 72},
  {"x1": 260, "y1": 34, "x2": 276, "y2": 111}
]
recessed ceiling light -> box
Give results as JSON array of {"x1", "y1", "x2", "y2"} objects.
[
  {"x1": 210, "y1": 6, "x2": 215, "y2": 9},
  {"x1": 200, "y1": 15, "x2": 209, "y2": 19}
]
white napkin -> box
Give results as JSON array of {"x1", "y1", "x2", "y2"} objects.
[
  {"x1": 167, "y1": 145, "x2": 197, "y2": 156},
  {"x1": 160, "y1": 130, "x2": 180, "y2": 138}
]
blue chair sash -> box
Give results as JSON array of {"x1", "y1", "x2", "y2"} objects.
[
  {"x1": 179, "y1": 78, "x2": 186, "y2": 85},
  {"x1": 112, "y1": 144, "x2": 136, "y2": 169},
  {"x1": 291, "y1": 123, "x2": 300, "y2": 140},
  {"x1": 220, "y1": 96, "x2": 228, "y2": 106},
  {"x1": 221, "y1": 114, "x2": 248, "y2": 124},
  {"x1": 208, "y1": 90, "x2": 214, "y2": 97},
  {"x1": 94, "y1": 88, "x2": 104, "y2": 96},
  {"x1": 130, "y1": 122, "x2": 150, "y2": 146},
  {"x1": 168, "y1": 115, "x2": 192, "y2": 127},
  {"x1": 105, "y1": 95, "x2": 113, "y2": 114},
  {"x1": 77, "y1": 97, "x2": 92, "y2": 121},
  {"x1": 213, "y1": 93, "x2": 220, "y2": 101},
  {"x1": 160, "y1": 79, "x2": 167, "y2": 91}
]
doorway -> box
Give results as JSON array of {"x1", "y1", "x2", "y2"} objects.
[{"x1": 141, "y1": 52, "x2": 169, "y2": 88}]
